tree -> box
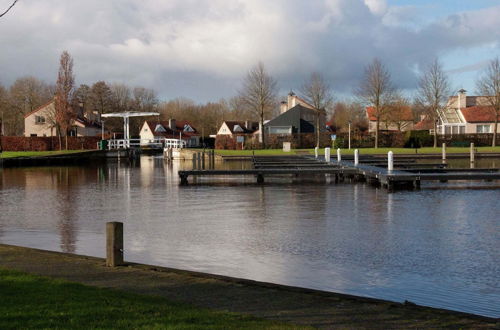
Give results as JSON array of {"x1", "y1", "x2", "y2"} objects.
[
  {"x1": 356, "y1": 58, "x2": 395, "y2": 148},
  {"x1": 90, "y1": 81, "x2": 112, "y2": 115},
  {"x1": 0, "y1": 0, "x2": 18, "y2": 18},
  {"x1": 132, "y1": 87, "x2": 158, "y2": 112},
  {"x1": 476, "y1": 57, "x2": 500, "y2": 147},
  {"x1": 6, "y1": 76, "x2": 53, "y2": 135},
  {"x1": 54, "y1": 51, "x2": 75, "y2": 150},
  {"x1": 416, "y1": 58, "x2": 450, "y2": 147},
  {"x1": 239, "y1": 62, "x2": 277, "y2": 147},
  {"x1": 300, "y1": 72, "x2": 333, "y2": 148},
  {"x1": 73, "y1": 84, "x2": 91, "y2": 116}
]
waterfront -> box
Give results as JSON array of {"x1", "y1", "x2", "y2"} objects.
[{"x1": 0, "y1": 156, "x2": 499, "y2": 318}]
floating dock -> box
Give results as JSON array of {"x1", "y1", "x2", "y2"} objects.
[{"x1": 178, "y1": 154, "x2": 500, "y2": 191}]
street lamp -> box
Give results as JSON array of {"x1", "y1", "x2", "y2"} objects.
[{"x1": 348, "y1": 121, "x2": 352, "y2": 150}]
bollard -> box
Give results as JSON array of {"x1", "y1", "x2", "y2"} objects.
[
  {"x1": 337, "y1": 148, "x2": 341, "y2": 162},
  {"x1": 354, "y1": 149, "x2": 359, "y2": 166},
  {"x1": 325, "y1": 147, "x2": 331, "y2": 162},
  {"x1": 470, "y1": 143, "x2": 475, "y2": 163},
  {"x1": 388, "y1": 151, "x2": 394, "y2": 171},
  {"x1": 314, "y1": 147, "x2": 318, "y2": 159},
  {"x1": 106, "y1": 222, "x2": 124, "y2": 267},
  {"x1": 442, "y1": 143, "x2": 446, "y2": 162}
]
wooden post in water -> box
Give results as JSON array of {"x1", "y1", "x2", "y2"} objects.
[
  {"x1": 106, "y1": 222, "x2": 123, "y2": 267},
  {"x1": 202, "y1": 150, "x2": 206, "y2": 170},
  {"x1": 192, "y1": 153, "x2": 197, "y2": 169},
  {"x1": 197, "y1": 152, "x2": 202, "y2": 169},
  {"x1": 388, "y1": 151, "x2": 394, "y2": 171},
  {"x1": 211, "y1": 150, "x2": 216, "y2": 169},
  {"x1": 325, "y1": 147, "x2": 331, "y2": 162},
  {"x1": 337, "y1": 148, "x2": 341, "y2": 162},
  {"x1": 354, "y1": 149, "x2": 359, "y2": 165},
  {"x1": 442, "y1": 143, "x2": 446, "y2": 163},
  {"x1": 314, "y1": 147, "x2": 318, "y2": 158}
]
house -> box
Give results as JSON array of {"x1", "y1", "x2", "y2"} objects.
[
  {"x1": 264, "y1": 92, "x2": 326, "y2": 135},
  {"x1": 24, "y1": 100, "x2": 103, "y2": 137},
  {"x1": 438, "y1": 89, "x2": 500, "y2": 135},
  {"x1": 216, "y1": 121, "x2": 258, "y2": 136},
  {"x1": 139, "y1": 119, "x2": 200, "y2": 147},
  {"x1": 365, "y1": 105, "x2": 414, "y2": 132}
]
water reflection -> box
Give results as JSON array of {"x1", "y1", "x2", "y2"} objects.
[{"x1": 0, "y1": 156, "x2": 499, "y2": 318}]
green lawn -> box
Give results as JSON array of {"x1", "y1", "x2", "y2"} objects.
[
  {"x1": 214, "y1": 147, "x2": 500, "y2": 156},
  {"x1": 0, "y1": 268, "x2": 298, "y2": 329},
  {"x1": 0, "y1": 150, "x2": 89, "y2": 159}
]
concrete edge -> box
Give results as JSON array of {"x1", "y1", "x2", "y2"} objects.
[{"x1": 1, "y1": 243, "x2": 497, "y2": 322}]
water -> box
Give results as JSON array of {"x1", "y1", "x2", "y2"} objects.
[{"x1": 0, "y1": 156, "x2": 499, "y2": 318}]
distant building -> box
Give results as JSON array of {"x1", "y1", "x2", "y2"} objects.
[
  {"x1": 438, "y1": 89, "x2": 500, "y2": 135},
  {"x1": 216, "y1": 121, "x2": 259, "y2": 136},
  {"x1": 24, "y1": 100, "x2": 103, "y2": 137},
  {"x1": 365, "y1": 105, "x2": 414, "y2": 132},
  {"x1": 264, "y1": 92, "x2": 326, "y2": 135},
  {"x1": 139, "y1": 119, "x2": 201, "y2": 147}
]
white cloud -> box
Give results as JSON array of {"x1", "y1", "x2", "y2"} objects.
[{"x1": 0, "y1": 0, "x2": 499, "y2": 101}]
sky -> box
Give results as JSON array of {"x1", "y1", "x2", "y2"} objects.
[{"x1": 0, "y1": 0, "x2": 499, "y2": 103}]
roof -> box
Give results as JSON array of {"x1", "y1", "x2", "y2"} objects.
[
  {"x1": 366, "y1": 106, "x2": 413, "y2": 122},
  {"x1": 23, "y1": 100, "x2": 54, "y2": 118},
  {"x1": 460, "y1": 106, "x2": 500, "y2": 123},
  {"x1": 223, "y1": 121, "x2": 258, "y2": 134},
  {"x1": 144, "y1": 120, "x2": 199, "y2": 139},
  {"x1": 264, "y1": 104, "x2": 325, "y2": 133},
  {"x1": 414, "y1": 118, "x2": 434, "y2": 130}
]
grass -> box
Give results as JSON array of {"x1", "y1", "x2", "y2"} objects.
[
  {"x1": 0, "y1": 150, "x2": 89, "y2": 159},
  {"x1": 0, "y1": 268, "x2": 300, "y2": 329},
  {"x1": 214, "y1": 146, "x2": 500, "y2": 156}
]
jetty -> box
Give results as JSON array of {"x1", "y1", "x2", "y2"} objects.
[{"x1": 178, "y1": 149, "x2": 500, "y2": 191}]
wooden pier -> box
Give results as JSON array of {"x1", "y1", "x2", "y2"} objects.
[{"x1": 178, "y1": 154, "x2": 500, "y2": 191}]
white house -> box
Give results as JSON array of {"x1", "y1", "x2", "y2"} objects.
[{"x1": 139, "y1": 119, "x2": 201, "y2": 147}]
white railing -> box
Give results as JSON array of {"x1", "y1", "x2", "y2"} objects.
[{"x1": 105, "y1": 138, "x2": 185, "y2": 150}]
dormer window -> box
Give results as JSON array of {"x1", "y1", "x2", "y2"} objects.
[
  {"x1": 155, "y1": 124, "x2": 166, "y2": 132},
  {"x1": 183, "y1": 124, "x2": 194, "y2": 132},
  {"x1": 233, "y1": 125, "x2": 244, "y2": 132}
]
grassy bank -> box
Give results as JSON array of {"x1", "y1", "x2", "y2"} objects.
[
  {"x1": 214, "y1": 146, "x2": 500, "y2": 156},
  {"x1": 0, "y1": 268, "x2": 296, "y2": 329},
  {"x1": 0, "y1": 150, "x2": 89, "y2": 159}
]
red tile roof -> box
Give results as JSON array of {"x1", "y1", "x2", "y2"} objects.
[
  {"x1": 413, "y1": 118, "x2": 434, "y2": 130},
  {"x1": 23, "y1": 100, "x2": 54, "y2": 118},
  {"x1": 366, "y1": 106, "x2": 414, "y2": 122},
  {"x1": 145, "y1": 120, "x2": 199, "y2": 139},
  {"x1": 460, "y1": 106, "x2": 500, "y2": 123}
]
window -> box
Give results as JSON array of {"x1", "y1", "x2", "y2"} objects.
[
  {"x1": 476, "y1": 125, "x2": 491, "y2": 133},
  {"x1": 35, "y1": 116, "x2": 45, "y2": 124}
]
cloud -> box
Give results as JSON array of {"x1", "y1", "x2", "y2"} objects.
[{"x1": 0, "y1": 0, "x2": 499, "y2": 101}]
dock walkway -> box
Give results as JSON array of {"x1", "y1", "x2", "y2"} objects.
[{"x1": 178, "y1": 154, "x2": 500, "y2": 191}]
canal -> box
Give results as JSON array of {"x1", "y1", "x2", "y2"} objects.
[{"x1": 0, "y1": 155, "x2": 499, "y2": 318}]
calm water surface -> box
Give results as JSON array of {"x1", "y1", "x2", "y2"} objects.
[{"x1": 0, "y1": 156, "x2": 499, "y2": 318}]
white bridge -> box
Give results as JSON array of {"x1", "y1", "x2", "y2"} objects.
[{"x1": 105, "y1": 138, "x2": 186, "y2": 150}]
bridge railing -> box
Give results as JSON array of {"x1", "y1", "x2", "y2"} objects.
[{"x1": 106, "y1": 138, "x2": 185, "y2": 149}]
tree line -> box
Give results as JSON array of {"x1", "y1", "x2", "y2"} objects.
[{"x1": 1, "y1": 52, "x2": 499, "y2": 148}]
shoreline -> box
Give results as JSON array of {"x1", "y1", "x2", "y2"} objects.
[{"x1": 0, "y1": 243, "x2": 497, "y2": 328}]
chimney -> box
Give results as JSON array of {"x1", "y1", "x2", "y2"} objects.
[
  {"x1": 245, "y1": 120, "x2": 250, "y2": 130},
  {"x1": 287, "y1": 91, "x2": 296, "y2": 109},
  {"x1": 458, "y1": 89, "x2": 467, "y2": 109},
  {"x1": 169, "y1": 118, "x2": 176, "y2": 130},
  {"x1": 280, "y1": 101, "x2": 288, "y2": 114}
]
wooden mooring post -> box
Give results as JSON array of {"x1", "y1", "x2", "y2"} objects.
[
  {"x1": 442, "y1": 143, "x2": 446, "y2": 163},
  {"x1": 325, "y1": 147, "x2": 331, "y2": 162},
  {"x1": 337, "y1": 148, "x2": 341, "y2": 162},
  {"x1": 202, "y1": 150, "x2": 206, "y2": 170},
  {"x1": 106, "y1": 222, "x2": 124, "y2": 267},
  {"x1": 354, "y1": 149, "x2": 359, "y2": 166},
  {"x1": 470, "y1": 143, "x2": 475, "y2": 164},
  {"x1": 388, "y1": 151, "x2": 394, "y2": 171}
]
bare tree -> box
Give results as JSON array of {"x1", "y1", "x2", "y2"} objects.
[
  {"x1": 416, "y1": 58, "x2": 450, "y2": 147},
  {"x1": 55, "y1": 51, "x2": 75, "y2": 150},
  {"x1": 0, "y1": 0, "x2": 18, "y2": 18},
  {"x1": 476, "y1": 57, "x2": 500, "y2": 147},
  {"x1": 239, "y1": 62, "x2": 277, "y2": 147},
  {"x1": 356, "y1": 58, "x2": 395, "y2": 148},
  {"x1": 300, "y1": 72, "x2": 333, "y2": 148}
]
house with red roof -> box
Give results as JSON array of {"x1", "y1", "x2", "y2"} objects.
[
  {"x1": 139, "y1": 119, "x2": 200, "y2": 147},
  {"x1": 438, "y1": 89, "x2": 500, "y2": 135},
  {"x1": 365, "y1": 105, "x2": 414, "y2": 133},
  {"x1": 24, "y1": 100, "x2": 103, "y2": 137}
]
